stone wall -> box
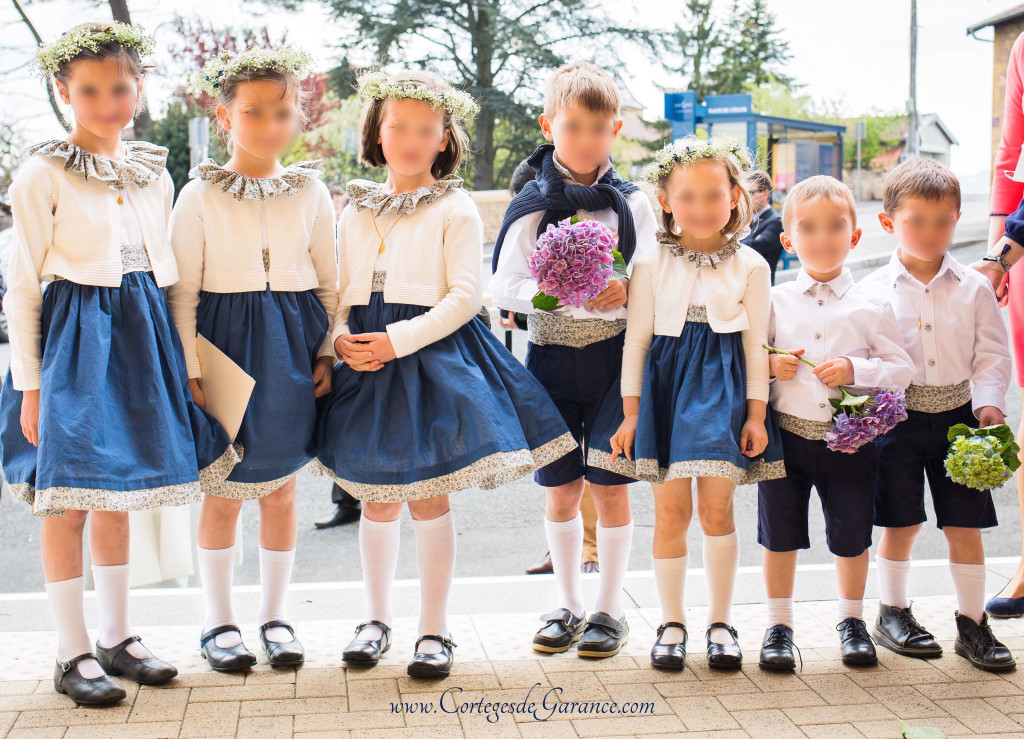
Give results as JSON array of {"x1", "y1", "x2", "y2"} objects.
[{"x1": 469, "y1": 189, "x2": 512, "y2": 244}]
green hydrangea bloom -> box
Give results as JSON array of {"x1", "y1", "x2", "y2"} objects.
[{"x1": 945, "y1": 435, "x2": 1013, "y2": 491}]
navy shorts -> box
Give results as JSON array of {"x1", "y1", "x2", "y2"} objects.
[
  {"x1": 757, "y1": 428, "x2": 876, "y2": 557},
  {"x1": 874, "y1": 401, "x2": 998, "y2": 530},
  {"x1": 526, "y1": 333, "x2": 635, "y2": 488}
]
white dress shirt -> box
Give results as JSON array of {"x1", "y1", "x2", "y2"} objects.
[
  {"x1": 768, "y1": 268, "x2": 915, "y2": 422},
  {"x1": 860, "y1": 250, "x2": 1011, "y2": 416},
  {"x1": 488, "y1": 155, "x2": 659, "y2": 321}
]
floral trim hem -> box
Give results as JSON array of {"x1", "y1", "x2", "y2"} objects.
[
  {"x1": 347, "y1": 175, "x2": 463, "y2": 216},
  {"x1": 29, "y1": 139, "x2": 168, "y2": 192},
  {"x1": 313, "y1": 431, "x2": 578, "y2": 502},
  {"x1": 658, "y1": 230, "x2": 742, "y2": 266},
  {"x1": 198, "y1": 441, "x2": 244, "y2": 492},
  {"x1": 526, "y1": 313, "x2": 626, "y2": 348},
  {"x1": 587, "y1": 449, "x2": 785, "y2": 486},
  {"x1": 201, "y1": 462, "x2": 307, "y2": 501},
  {"x1": 190, "y1": 159, "x2": 324, "y2": 201},
  {"x1": 905, "y1": 381, "x2": 971, "y2": 414},
  {"x1": 10, "y1": 479, "x2": 202, "y2": 518}
]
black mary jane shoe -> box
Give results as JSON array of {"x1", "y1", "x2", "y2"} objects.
[
  {"x1": 872, "y1": 603, "x2": 942, "y2": 658},
  {"x1": 95, "y1": 635, "x2": 177, "y2": 685},
  {"x1": 706, "y1": 622, "x2": 742, "y2": 669},
  {"x1": 759, "y1": 624, "x2": 798, "y2": 671},
  {"x1": 53, "y1": 653, "x2": 126, "y2": 706},
  {"x1": 532, "y1": 608, "x2": 587, "y2": 653},
  {"x1": 954, "y1": 611, "x2": 1016, "y2": 672},
  {"x1": 837, "y1": 617, "x2": 877, "y2": 666},
  {"x1": 343, "y1": 620, "x2": 392, "y2": 665},
  {"x1": 200, "y1": 625, "x2": 257, "y2": 673},
  {"x1": 650, "y1": 622, "x2": 687, "y2": 670},
  {"x1": 577, "y1": 612, "x2": 629, "y2": 658},
  {"x1": 407, "y1": 634, "x2": 457, "y2": 678},
  {"x1": 260, "y1": 620, "x2": 305, "y2": 668}
]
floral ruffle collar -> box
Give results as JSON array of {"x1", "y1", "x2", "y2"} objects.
[
  {"x1": 190, "y1": 159, "x2": 324, "y2": 201},
  {"x1": 29, "y1": 139, "x2": 167, "y2": 191},
  {"x1": 347, "y1": 174, "x2": 463, "y2": 216},
  {"x1": 658, "y1": 230, "x2": 740, "y2": 268}
]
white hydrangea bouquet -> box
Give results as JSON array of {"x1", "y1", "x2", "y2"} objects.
[{"x1": 944, "y1": 423, "x2": 1021, "y2": 491}]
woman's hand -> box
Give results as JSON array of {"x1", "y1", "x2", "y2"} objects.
[
  {"x1": 971, "y1": 258, "x2": 1007, "y2": 297},
  {"x1": 812, "y1": 357, "x2": 855, "y2": 388},
  {"x1": 610, "y1": 414, "x2": 638, "y2": 463},
  {"x1": 739, "y1": 418, "x2": 768, "y2": 458},
  {"x1": 335, "y1": 334, "x2": 385, "y2": 372},
  {"x1": 187, "y1": 379, "x2": 206, "y2": 410},
  {"x1": 312, "y1": 356, "x2": 334, "y2": 397},
  {"x1": 587, "y1": 278, "x2": 628, "y2": 310},
  {"x1": 769, "y1": 349, "x2": 803, "y2": 381},
  {"x1": 20, "y1": 389, "x2": 39, "y2": 446}
]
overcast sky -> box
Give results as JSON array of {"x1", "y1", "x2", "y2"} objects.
[{"x1": 0, "y1": 0, "x2": 1012, "y2": 181}]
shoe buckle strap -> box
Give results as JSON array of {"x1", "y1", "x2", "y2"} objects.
[
  {"x1": 586, "y1": 612, "x2": 625, "y2": 636},
  {"x1": 540, "y1": 608, "x2": 578, "y2": 626}
]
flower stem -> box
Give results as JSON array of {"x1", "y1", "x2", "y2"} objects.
[{"x1": 763, "y1": 344, "x2": 819, "y2": 369}]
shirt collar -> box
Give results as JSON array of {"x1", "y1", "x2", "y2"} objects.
[
  {"x1": 886, "y1": 248, "x2": 963, "y2": 287},
  {"x1": 552, "y1": 151, "x2": 613, "y2": 186},
  {"x1": 794, "y1": 267, "x2": 854, "y2": 298}
]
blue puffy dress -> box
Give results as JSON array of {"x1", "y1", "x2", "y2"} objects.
[{"x1": 0, "y1": 270, "x2": 239, "y2": 516}]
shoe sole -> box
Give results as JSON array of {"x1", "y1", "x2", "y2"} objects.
[
  {"x1": 758, "y1": 660, "x2": 795, "y2": 671},
  {"x1": 841, "y1": 654, "x2": 878, "y2": 667},
  {"x1": 406, "y1": 664, "x2": 452, "y2": 678},
  {"x1": 577, "y1": 635, "x2": 628, "y2": 659},
  {"x1": 986, "y1": 610, "x2": 1024, "y2": 620},
  {"x1": 871, "y1": 628, "x2": 943, "y2": 658},
  {"x1": 54, "y1": 683, "x2": 126, "y2": 706},
  {"x1": 532, "y1": 633, "x2": 582, "y2": 654},
  {"x1": 200, "y1": 651, "x2": 256, "y2": 673},
  {"x1": 954, "y1": 641, "x2": 1017, "y2": 672},
  {"x1": 103, "y1": 666, "x2": 178, "y2": 686},
  {"x1": 268, "y1": 656, "x2": 305, "y2": 668}
]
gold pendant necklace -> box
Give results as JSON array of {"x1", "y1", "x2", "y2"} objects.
[{"x1": 371, "y1": 211, "x2": 402, "y2": 255}]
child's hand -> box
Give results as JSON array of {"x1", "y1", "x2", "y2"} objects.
[
  {"x1": 812, "y1": 357, "x2": 854, "y2": 388},
  {"x1": 187, "y1": 379, "x2": 206, "y2": 410},
  {"x1": 769, "y1": 349, "x2": 804, "y2": 381},
  {"x1": 312, "y1": 356, "x2": 334, "y2": 397},
  {"x1": 350, "y1": 332, "x2": 397, "y2": 364},
  {"x1": 976, "y1": 406, "x2": 1006, "y2": 428},
  {"x1": 739, "y1": 418, "x2": 768, "y2": 457},
  {"x1": 20, "y1": 389, "x2": 39, "y2": 447},
  {"x1": 588, "y1": 278, "x2": 628, "y2": 310},
  {"x1": 336, "y1": 334, "x2": 383, "y2": 372},
  {"x1": 610, "y1": 414, "x2": 638, "y2": 463}
]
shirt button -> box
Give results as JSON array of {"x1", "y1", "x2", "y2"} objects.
[
  {"x1": 924, "y1": 323, "x2": 932, "y2": 331},
  {"x1": 928, "y1": 359, "x2": 936, "y2": 366},
  {"x1": 819, "y1": 402, "x2": 826, "y2": 408},
  {"x1": 814, "y1": 332, "x2": 822, "y2": 339},
  {"x1": 817, "y1": 300, "x2": 824, "y2": 306}
]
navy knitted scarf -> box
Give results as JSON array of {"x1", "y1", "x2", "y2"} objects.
[{"x1": 491, "y1": 144, "x2": 640, "y2": 273}]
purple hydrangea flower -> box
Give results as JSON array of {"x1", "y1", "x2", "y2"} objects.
[
  {"x1": 529, "y1": 218, "x2": 617, "y2": 308},
  {"x1": 824, "y1": 413, "x2": 880, "y2": 454},
  {"x1": 871, "y1": 386, "x2": 908, "y2": 435}
]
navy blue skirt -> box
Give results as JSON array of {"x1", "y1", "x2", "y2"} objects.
[
  {"x1": 315, "y1": 295, "x2": 577, "y2": 502},
  {"x1": 588, "y1": 321, "x2": 785, "y2": 485},
  {"x1": 0, "y1": 272, "x2": 238, "y2": 516},
  {"x1": 196, "y1": 287, "x2": 329, "y2": 499}
]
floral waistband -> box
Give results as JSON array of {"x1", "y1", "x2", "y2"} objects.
[
  {"x1": 905, "y1": 380, "x2": 971, "y2": 414},
  {"x1": 52, "y1": 245, "x2": 152, "y2": 282},
  {"x1": 371, "y1": 270, "x2": 387, "y2": 293},
  {"x1": 526, "y1": 312, "x2": 626, "y2": 348},
  {"x1": 686, "y1": 304, "x2": 708, "y2": 324},
  {"x1": 776, "y1": 412, "x2": 833, "y2": 441}
]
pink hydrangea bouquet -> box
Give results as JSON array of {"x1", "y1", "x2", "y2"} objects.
[
  {"x1": 764, "y1": 346, "x2": 908, "y2": 454},
  {"x1": 529, "y1": 216, "x2": 627, "y2": 311}
]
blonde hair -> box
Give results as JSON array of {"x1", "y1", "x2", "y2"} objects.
[
  {"x1": 543, "y1": 61, "x2": 620, "y2": 119},
  {"x1": 661, "y1": 151, "x2": 753, "y2": 239},
  {"x1": 781, "y1": 175, "x2": 857, "y2": 231},
  {"x1": 359, "y1": 70, "x2": 469, "y2": 179},
  {"x1": 882, "y1": 157, "x2": 961, "y2": 215}
]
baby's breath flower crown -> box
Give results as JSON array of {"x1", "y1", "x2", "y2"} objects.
[
  {"x1": 357, "y1": 72, "x2": 480, "y2": 123},
  {"x1": 642, "y1": 137, "x2": 754, "y2": 187},
  {"x1": 189, "y1": 45, "x2": 313, "y2": 97},
  {"x1": 35, "y1": 22, "x2": 155, "y2": 76}
]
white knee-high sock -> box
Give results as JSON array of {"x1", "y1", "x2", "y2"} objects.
[
  {"x1": 704, "y1": 531, "x2": 739, "y2": 645},
  {"x1": 767, "y1": 597, "x2": 794, "y2": 629},
  {"x1": 46, "y1": 576, "x2": 103, "y2": 678},
  {"x1": 258, "y1": 547, "x2": 295, "y2": 643},
  {"x1": 950, "y1": 562, "x2": 987, "y2": 623},
  {"x1": 592, "y1": 521, "x2": 632, "y2": 620},
  {"x1": 653, "y1": 555, "x2": 687, "y2": 644},
  {"x1": 198, "y1": 545, "x2": 240, "y2": 648},
  {"x1": 413, "y1": 511, "x2": 457, "y2": 655},
  {"x1": 357, "y1": 514, "x2": 401, "y2": 641},
  {"x1": 877, "y1": 556, "x2": 911, "y2": 609},
  {"x1": 92, "y1": 563, "x2": 152, "y2": 659},
  {"x1": 545, "y1": 514, "x2": 584, "y2": 617}
]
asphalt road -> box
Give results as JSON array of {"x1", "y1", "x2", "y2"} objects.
[{"x1": 0, "y1": 239, "x2": 1021, "y2": 593}]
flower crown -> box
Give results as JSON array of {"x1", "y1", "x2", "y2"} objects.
[
  {"x1": 189, "y1": 45, "x2": 313, "y2": 97},
  {"x1": 36, "y1": 22, "x2": 155, "y2": 76},
  {"x1": 642, "y1": 137, "x2": 754, "y2": 186},
  {"x1": 358, "y1": 72, "x2": 480, "y2": 123}
]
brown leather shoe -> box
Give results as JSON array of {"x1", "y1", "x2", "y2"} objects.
[{"x1": 525, "y1": 551, "x2": 553, "y2": 575}]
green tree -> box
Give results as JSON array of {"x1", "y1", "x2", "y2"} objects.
[
  {"x1": 670, "y1": 0, "x2": 718, "y2": 101},
  {"x1": 263, "y1": 0, "x2": 662, "y2": 189},
  {"x1": 146, "y1": 100, "x2": 228, "y2": 194},
  {"x1": 708, "y1": 0, "x2": 792, "y2": 94}
]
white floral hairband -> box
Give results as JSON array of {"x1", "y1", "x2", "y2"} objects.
[
  {"x1": 642, "y1": 137, "x2": 754, "y2": 186},
  {"x1": 189, "y1": 45, "x2": 313, "y2": 97},
  {"x1": 36, "y1": 22, "x2": 154, "y2": 75},
  {"x1": 357, "y1": 72, "x2": 480, "y2": 122}
]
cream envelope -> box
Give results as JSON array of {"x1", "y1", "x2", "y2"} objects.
[
  {"x1": 195, "y1": 334, "x2": 255, "y2": 442},
  {"x1": 1006, "y1": 143, "x2": 1024, "y2": 182}
]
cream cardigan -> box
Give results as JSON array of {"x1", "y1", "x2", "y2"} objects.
[
  {"x1": 622, "y1": 237, "x2": 772, "y2": 402},
  {"x1": 4, "y1": 142, "x2": 177, "y2": 391},
  {"x1": 333, "y1": 179, "x2": 484, "y2": 359},
  {"x1": 167, "y1": 162, "x2": 338, "y2": 378}
]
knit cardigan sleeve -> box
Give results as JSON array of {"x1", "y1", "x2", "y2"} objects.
[
  {"x1": 167, "y1": 182, "x2": 207, "y2": 379},
  {"x1": 330, "y1": 205, "x2": 353, "y2": 355},
  {"x1": 620, "y1": 258, "x2": 655, "y2": 397},
  {"x1": 741, "y1": 253, "x2": 772, "y2": 403},
  {"x1": 309, "y1": 181, "x2": 339, "y2": 359},
  {"x1": 385, "y1": 192, "x2": 484, "y2": 358},
  {"x1": 993, "y1": 32, "x2": 1024, "y2": 216}
]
